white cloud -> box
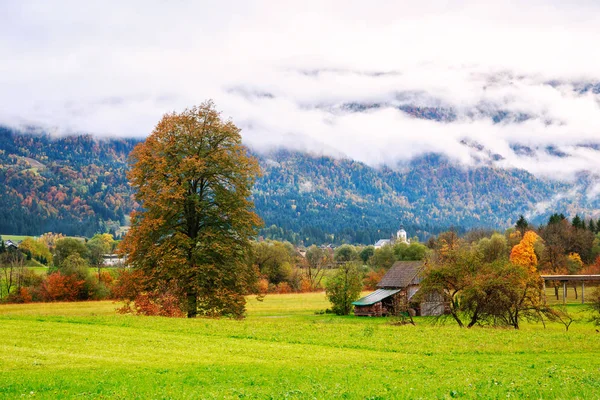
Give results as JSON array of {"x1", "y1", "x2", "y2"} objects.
[{"x1": 2, "y1": 0, "x2": 600, "y2": 183}]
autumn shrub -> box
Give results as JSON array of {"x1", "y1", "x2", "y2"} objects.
[
  {"x1": 363, "y1": 268, "x2": 386, "y2": 290},
  {"x1": 275, "y1": 282, "x2": 292, "y2": 294},
  {"x1": 5, "y1": 287, "x2": 33, "y2": 303},
  {"x1": 40, "y1": 272, "x2": 85, "y2": 302},
  {"x1": 582, "y1": 256, "x2": 600, "y2": 274},
  {"x1": 86, "y1": 270, "x2": 116, "y2": 300},
  {"x1": 114, "y1": 269, "x2": 185, "y2": 317},
  {"x1": 256, "y1": 278, "x2": 269, "y2": 295},
  {"x1": 127, "y1": 291, "x2": 185, "y2": 318},
  {"x1": 300, "y1": 278, "x2": 313, "y2": 293},
  {"x1": 98, "y1": 270, "x2": 115, "y2": 285}
]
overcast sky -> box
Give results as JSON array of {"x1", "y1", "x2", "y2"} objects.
[{"x1": 2, "y1": 0, "x2": 600, "y2": 182}]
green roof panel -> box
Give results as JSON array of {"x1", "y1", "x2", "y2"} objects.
[{"x1": 352, "y1": 288, "x2": 402, "y2": 306}]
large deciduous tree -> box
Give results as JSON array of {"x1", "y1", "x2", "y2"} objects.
[{"x1": 120, "y1": 101, "x2": 262, "y2": 318}]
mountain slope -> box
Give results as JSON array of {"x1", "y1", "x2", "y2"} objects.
[{"x1": 0, "y1": 128, "x2": 594, "y2": 244}]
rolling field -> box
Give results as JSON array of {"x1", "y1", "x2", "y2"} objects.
[{"x1": 1, "y1": 293, "x2": 599, "y2": 399}]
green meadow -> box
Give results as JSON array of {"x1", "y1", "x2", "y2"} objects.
[{"x1": 1, "y1": 293, "x2": 599, "y2": 399}]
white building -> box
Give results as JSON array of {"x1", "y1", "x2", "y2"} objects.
[
  {"x1": 374, "y1": 239, "x2": 391, "y2": 249},
  {"x1": 396, "y1": 227, "x2": 408, "y2": 244},
  {"x1": 374, "y1": 225, "x2": 410, "y2": 248}
]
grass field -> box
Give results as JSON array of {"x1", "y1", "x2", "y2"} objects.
[
  {"x1": 0, "y1": 234, "x2": 33, "y2": 242},
  {"x1": 1, "y1": 293, "x2": 599, "y2": 399},
  {"x1": 0, "y1": 234, "x2": 86, "y2": 242}
]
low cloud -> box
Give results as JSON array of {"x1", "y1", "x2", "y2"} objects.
[{"x1": 2, "y1": 0, "x2": 600, "y2": 185}]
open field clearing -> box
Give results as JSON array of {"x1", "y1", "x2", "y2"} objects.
[{"x1": 1, "y1": 293, "x2": 599, "y2": 399}]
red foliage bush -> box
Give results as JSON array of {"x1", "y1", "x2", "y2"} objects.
[
  {"x1": 40, "y1": 272, "x2": 85, "y2": 302},
  {"x1": 127, "y1": 291, "x2": 185, "y2": 318},
  {"x1": 581, "y1": 256, "x2": 600, "y2": 274},
  {"x1": 5, "y1": 287, "x2": 33, "y2": 304},
  {"x1": 113, "y1": 269, "x2": 184, "y2": 317}
]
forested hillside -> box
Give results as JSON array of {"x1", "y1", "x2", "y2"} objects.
[
  {"x1": 0, "y1": 127, "x2": 136, "y2": 236},
  {"x1": 254, "y1": 151, "x2": 571, "y2": 244},
  {"x1": 0, "y1": 127, "x2": 595, "y2": 244}
]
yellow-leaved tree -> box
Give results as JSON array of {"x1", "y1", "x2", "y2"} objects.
[{"x1": 510, "y1": 230, "x2": 540, "y2": 272}]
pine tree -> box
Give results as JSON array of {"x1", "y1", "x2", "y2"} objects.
[
  {"x1": 515, "y1": 215, "x2": 529, "y2": 236},
  {"x1": 588, "y1": 219, "x2": 596, "y2": 233},
  {"x1": 572, "y1": 215, "x2": 583, "y2": 230}
]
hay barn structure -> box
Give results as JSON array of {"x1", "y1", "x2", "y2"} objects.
[{"x1": 353, "y1": 261, "x2": 444, "y2": 317}]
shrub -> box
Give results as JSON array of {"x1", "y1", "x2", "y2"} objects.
[
  {"x1": 363, "y1": 268, "x2": 386, "y2": 290},
  {"x1": 256, "y1": 278, "x2": 269, "y2": 295},
  {"x1": 40, "y1": 272, "x2": 85, "y2": 302},
  {"x1": 128, "y1": 291, "x2": 185, "y2": 318},
  {"x1": 113, "y1": 269, "x2": 185, "y2": 317},
  {"x1": 275, "y1": 282, "x2": 292, "y2": 294},
  {"x1": 300, "y1": 278, "x2": 313, "y2": 293},
  {"x1": 5, "y1": 287, "x2": 33, "y2": 304}
]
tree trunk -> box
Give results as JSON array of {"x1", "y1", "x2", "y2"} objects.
[
  {"x1": 573, "y1": 284, "x2": 578, "y2": 300},
  {"x1": 467, "y1": 308, "x2": 479, "y2": 328},
  {"x1": 554, "y1": 286, "x2": 559, "y2": 300},
  {"x1": 450, "y1": 309, "x2": 464, "y2": 328},
  {"x1": 187, "y1": 293, "x2": 197, "y2": 318}
]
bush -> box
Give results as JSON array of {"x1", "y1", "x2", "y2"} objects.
[
  {"x1": 127, "y1": 291, "x2": 185, "y2": 318},
  {"x1": 5, "y1": 287, "x2": 33, "y2": 304},
  {"x1": 113, "y1": 269, "x2": 185, "y2": 317},
  {"x1": 255, "y1": 278, "x2": 269, "y2": 295},
  {"x1": 300, "y1": 278, "x2": 313, "y2": 293},
  {"x1": 40, "y1": 272, "x2": 85, "y2": 302},
  {"x1": 275, "y1": 282, "x2": 292, "y2": 294},
  {"x1": 363, "y1": 268, "x2": 386, "y2": 290}
]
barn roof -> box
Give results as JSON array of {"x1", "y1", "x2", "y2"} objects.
[
  {"x1": 352, "y1": 288, "x2": 402, "y2": 306},
  {"x1": 377, "y1": 261, "x2": 423, "y2": 289}
]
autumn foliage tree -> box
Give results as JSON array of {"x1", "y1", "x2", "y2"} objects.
[
  {"x1": 120, "y1": 101, "x2": 262, "y2": 318},
  {"x1": 509, "y1": 231, "x2": 539, "y2": 272}
]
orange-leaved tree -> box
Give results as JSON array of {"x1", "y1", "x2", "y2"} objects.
[
  {"x1": 510, "y1": 230, "x2": 540, "y2": 272},
  {"x1": 120, "y1": 101, "x2": 262, "y2": 318}
]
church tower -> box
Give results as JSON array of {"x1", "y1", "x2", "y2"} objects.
[{"x1": 396, "y1": 225, "x2": 408, "y2": 244}]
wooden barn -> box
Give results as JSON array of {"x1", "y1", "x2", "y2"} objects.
[{"x1": 352, "y1": 261, "x2": 445, "y2": 317}]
